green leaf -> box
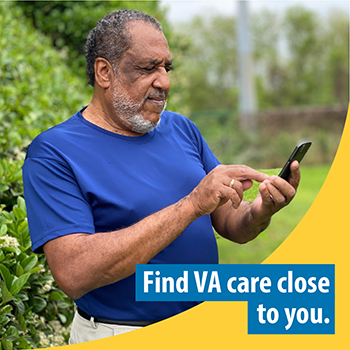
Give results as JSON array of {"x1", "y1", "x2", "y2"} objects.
[
  {"x1": 14, "y1": 300, "x2": 25, "y2": 316},
  {"x1": 15, "y1": 263, "x2": 24, "y2": 277},
  {"x1": 12, "y1": 207, "x2": 26, "y2": 221},
  {"x1": 11, "y1": 337, "x2": 29, "y2": 349},
  {"x1": 17, "y1": 315, "x2": 26, "y2": 332},
  {"x1": 16, "y1": 221, "x2": 29, "y2": 244},
  {"x1": 10, "y1": 273, "x2": 30, "y2": 295},
  {"x1": 16, "y1": 253, "x2": 27, "y2": 264},
  {"x1": 0, "y1": 305, "x2": 12, "y2": 314},
  {"x1": 1, "y1": 339, "x2": 13, "y2": 350},
  {"x1": 17, "y1": 197, "x2": 26, "y2": 213},
  {"x1": 0, "y1": 284, "x2": 13, "y2": 305},
  {"x1": 58, "y1": 313, "x2": 67, "y2": 324},
  {"x1": 28, "y1": 267, "x2": 42, "y2": 274},
  {"x1": 12, "y1": 336, "x2": 29, "y2": 349},
  {"x1": 0, "y1": 185, "x2": 9, "y2": 193},
  {"x1": 0, "y1": 213, "x2": 11, "y2": 222},
  {"x1": 1, "y1": 247, "x2": 20, "y2": 255},
  {"x1": 49, "y1": 291, "x2": 63, "y2": 301},
  {"x1": 57, "y1": 300, "x2": 72, "y2": 309},
  {"x1": 21, "y1": 255, "x2": 38, "y2": 273},
  {"x1": 0, "y1": 225, "x2": 7, "y2": 237},
  {"x1": 32, "y1": 296, "x2": 47, "y2": 313},
  {"x1": 0, "y1": 251, "x2": 5, "y2": 264},
  {"x1": 0, "y1": 306, "x2": 13, "y2": 324},
  {"x1": 15, "y1": 292, "x2": 29, "y2": 302},
  {"x1": 0, "y1": 315, "x2": 10, "y2": 325},
  {"x1": 5, "y1": 326, "x2": 19, "y2": 342},
  {"x1": 0, "y1": 265, "x2": 13, "y2": 290},
  {"x1": 23, "y1": 336, "x2": 36, "y2": 349}
]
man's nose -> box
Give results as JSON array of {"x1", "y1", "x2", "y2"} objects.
[{"x1": 152, "y1": 67, "x2": 170, "y2": 92}]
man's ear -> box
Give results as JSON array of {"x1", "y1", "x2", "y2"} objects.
[{"x1": 94, "y1": 58, "x2": 114, "y2": 89}]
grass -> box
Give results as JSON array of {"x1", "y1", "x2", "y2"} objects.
[{"x1": 217, "y1": 164, "x2": 331, "y2": 264}]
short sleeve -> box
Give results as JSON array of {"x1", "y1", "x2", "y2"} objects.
[
  {"x1": 22, "y1": 157, "x2": 95, "y2": 254},
  {"x1": 188, "y1": 120, "x2": 221, "y2": 173}
]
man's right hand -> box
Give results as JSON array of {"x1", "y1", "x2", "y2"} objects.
[{"x1": 187, "y1": 164, "x2": 270, "y2": 217}]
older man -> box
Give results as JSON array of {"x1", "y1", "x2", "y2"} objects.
[{"x1": 22, "y1": 10, "x2": 299, "y2": 343}]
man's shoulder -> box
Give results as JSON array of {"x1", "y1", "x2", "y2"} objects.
[
  {"x1": 161, "y1": 110, "x2": 197, "y2": 130},
  {"x1": 162, "y1": 110, "x2": 191, "y2": 122},
  {"x1": 26, "y1": 111, "x2": 83, "y2": 158},
  {"x1": 160, "y1": 110, "x2": 201, "y2": 138}
]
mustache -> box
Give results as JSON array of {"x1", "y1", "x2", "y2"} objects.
[{"x1": 148, "y1": 91, "x2": 166, "y2": 100}]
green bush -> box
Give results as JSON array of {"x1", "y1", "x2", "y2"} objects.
[
  {"x1": 0, "y1": 160, "x2": 23, "y2": 212},
  {"x1": 0, "y1": 198, "x2": 74, "y2": 349},
  {"x1": 0, "y1": 1, "x2": 91, "y2": 209},
  {"x1": 0, "y1": 2, "x2": 92, "y2": 347},
  {"x1": 0, "y1": 1, "x2": 91, "y2": 155}
]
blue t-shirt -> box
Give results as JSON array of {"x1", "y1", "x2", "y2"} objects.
[{"x1": 22, "y1": 108, "x2": 220, "y2": 321}]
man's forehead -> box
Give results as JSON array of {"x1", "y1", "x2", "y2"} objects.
[
  {"x1": 128, "y1": 21, "x2": 168, "y2": 47},
  {"x1": 128, "y1": 20, "x2": 162, "y2": 35},
  {"x1": 125, "y1": 22, "x2": 171, "y2": 62}
]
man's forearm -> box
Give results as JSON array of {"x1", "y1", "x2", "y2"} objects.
[{"x1": 44, "y1": 196, "x2": 198, "y2": 300}]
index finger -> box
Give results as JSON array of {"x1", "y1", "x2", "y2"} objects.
[{"x1": 223, "y1": 165, "x2": 270, "y2": 183}]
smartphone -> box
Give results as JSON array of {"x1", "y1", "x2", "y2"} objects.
[{"x1": 278, "y1": 141, "x2": 312, "y2": 180}]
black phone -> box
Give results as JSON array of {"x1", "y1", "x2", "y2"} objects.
[{"x1": 278, "y1": 141, "x2": 312, "y2": 180}]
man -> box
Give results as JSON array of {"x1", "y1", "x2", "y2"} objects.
[{"x1": 22, "y1": 10, "x2": 299, "y2": 344}]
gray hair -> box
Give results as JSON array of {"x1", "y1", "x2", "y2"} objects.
[{"x1": 85, "y1": 10, "x2": 163, "y2": 87}]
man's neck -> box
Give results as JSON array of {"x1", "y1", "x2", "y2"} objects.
[{"x1": 82, "y1": 96, "x2": 142, "y2": 137}]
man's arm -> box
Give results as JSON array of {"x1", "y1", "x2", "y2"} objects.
[
  {"x1": 44, "y1": 197, "x2": 197, "y2": 300},
  {"x1": 211, "y1": 161, "x2": 300, "y2": 243},
  {"x1": 43, "y1": 164, "x2": 268, "y2": 300}
]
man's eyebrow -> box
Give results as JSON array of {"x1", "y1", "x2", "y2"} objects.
[{"x1": 146, "y1": 59, "x2": 172, "y2": 65}]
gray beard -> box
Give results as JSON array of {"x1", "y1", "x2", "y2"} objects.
[{"x1": 112, "y1": 86, "x2": 166, "y2": 135}]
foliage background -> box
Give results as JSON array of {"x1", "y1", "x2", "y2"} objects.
[
  {"x1": 0, "y1": 0, "x2": 348, "y2": 348},
  {"x1": 171, "y1": 5, "x2": 348, "y2": 168},
  {"x1": 0, "y1": 1, "x2": 168, "y2": 348}
]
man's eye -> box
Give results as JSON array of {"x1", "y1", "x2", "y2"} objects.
[{"x1": 143, "y1": 67, "x2": 155, "y2": 72}]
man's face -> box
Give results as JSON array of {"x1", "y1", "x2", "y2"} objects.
[{"x1": 111, "y1": 22, "x2": 172, "y2": 134}]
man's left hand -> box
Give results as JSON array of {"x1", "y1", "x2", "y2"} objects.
[{"x1": 250, "y1": 160, "x2": 300, "y2": 224}]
